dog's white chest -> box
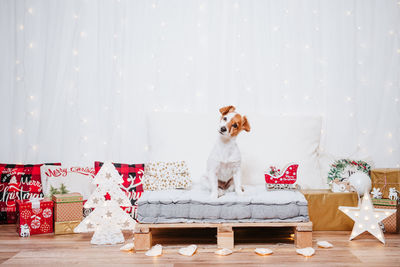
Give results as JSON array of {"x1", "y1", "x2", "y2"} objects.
[{"x1": 207, "y1": 138, "x2": 241, "y2": 182}]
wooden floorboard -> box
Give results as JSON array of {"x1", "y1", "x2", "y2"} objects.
[{"x1": 0, "y1": 224, "x2": 399, "y2": 266}]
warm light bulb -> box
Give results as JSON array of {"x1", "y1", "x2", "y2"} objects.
[
  {"x1": 359, "y1": 224, "x2": 363, "y2": 228},
  {"x1": 388, "y1": 132, "x2": 393, "y2": 138},
  {"x1": 364, "y1": 206, "x2": 368, "y2": 210},
  {"x1": 32, "y1": 145, "x2": 38, "y2": 151},
  {"x1": 355, "y1": 213, "x2": 359, "y2": 217},
  {"x1": 28, "y1": 8, "x2": 33, "y2": 14},
  {"x1": 29, "y1": 42, "x2": 34, "y2": 48},
  {"x1": 19, "y1": 24, "x2": 24, "y2": 30},
  {"x1": 17, "y1": 129, "x2": 23, "y2": 134},
  {"x1": 385, "y1": 212, "x2": 390, "y2": 215},
  {"x1": 364, "y1": 216, "x2": 369, "y2": 220}
]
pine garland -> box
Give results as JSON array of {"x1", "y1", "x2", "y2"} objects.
[
  {"x1": 327, "y1": 159, "x2": 371, "y2": 182},
  {"x1": 49, "y1": 183, "x2": 70, "y2": 197}
]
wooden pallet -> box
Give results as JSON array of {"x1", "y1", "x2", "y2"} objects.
[{"x1": 134, "y1": 221, "x2": 312, "y2": 251}]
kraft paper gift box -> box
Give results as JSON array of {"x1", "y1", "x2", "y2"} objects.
[
  {"x1": 52, "y1": 193, "x2": 83, "y2": 222},
  {"x1": 372, "y1": 198, "x2": 399, "y2": 233},
  {"x1": 16, "y1": 198, "x2": 54, "y2": 236},
  {"x1": 302, "y1": 189, "x2": 358, "y2": 230},
  {"x1": 54, "y1": 220, "x2": 81, "y2": 235},
  {"x1": 371, "y1": 168, "x2": 400, "y2": 199}
]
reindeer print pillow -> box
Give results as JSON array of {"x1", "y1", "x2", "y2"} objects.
[{"x1": 142, "y1": 161, "x2": 191, "y2": 191}]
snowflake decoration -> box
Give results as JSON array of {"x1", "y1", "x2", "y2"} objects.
[{"x1": 371, "y1": 188, "x2": 382, "y2": 199}]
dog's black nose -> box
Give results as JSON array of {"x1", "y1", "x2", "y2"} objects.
[{"x1": 220, "y1": 126, "x2": 227, "y2": 132}]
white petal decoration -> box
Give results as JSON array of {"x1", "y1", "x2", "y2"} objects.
[
  {"x1": 317, "y1": 241, "x2": 333, "y2": 248},
  {"x1": 145, "y1": 244, "x2": 163, "y2": 257},
  {"x1": 215, "y1": 248, "x2": 233, "y2": 256},
  {"x1": 179, "y1": 245, "x2": 197, "y2": 256},
  {"x1": 120, "y1": 243, "x2": 135, "y2": 251},
  {"x1": 296, "y1": 247, "x2": 315, "y2": 257},
  {"x1": 254, "y1": 248, "x2": 273, "y2": 256}
]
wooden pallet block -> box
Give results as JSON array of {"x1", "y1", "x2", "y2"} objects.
[{"x1": 134, "y1": 221, "x2": 312, "y2": 251}]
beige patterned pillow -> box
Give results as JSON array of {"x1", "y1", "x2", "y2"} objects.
[{"x1": 142, "y1": 161, "x2": 191, "y2": 191}]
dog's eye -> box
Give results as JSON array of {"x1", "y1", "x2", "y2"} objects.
[
  {"x1": 232, "y1": 123, "x2": 237, "y2": 128},
  {"x1": 223, "y1": 117, "x2": 227, "y2": 121}
]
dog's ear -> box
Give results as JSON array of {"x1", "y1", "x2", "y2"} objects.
[
  {"x1": 242, "y1": 116, "x2": 250, "y2": 132},
  {"x1": 219, "y1": 105, "x2": 236, "y2": 116}
]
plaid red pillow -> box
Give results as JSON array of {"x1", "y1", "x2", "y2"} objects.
[
  {"x1": 94, "y1": 161, "x2": 144, "y2": 218},
  {"x1": 0, "y1": 163, "x2": 61, "y2": 224}
]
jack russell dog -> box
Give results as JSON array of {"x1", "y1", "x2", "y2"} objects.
[{"x1": 205, "y1": 105, "x2": 250, "y2": 198}]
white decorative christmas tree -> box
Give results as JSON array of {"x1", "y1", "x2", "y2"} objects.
[{"x1": 74, "y1": 162, "x2": 136, "y2": 245}]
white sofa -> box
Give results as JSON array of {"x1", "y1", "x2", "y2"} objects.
[{"x1": 146, "y1": 112, "x2": 325, "y2": 189}]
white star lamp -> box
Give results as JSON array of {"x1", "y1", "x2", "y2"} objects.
[{"x1": 339, "y1": 192, "x2": 396, "y2": 244}]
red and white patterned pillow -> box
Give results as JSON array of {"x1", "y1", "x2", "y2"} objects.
[
  {"x1": 94, "y1": 161, "x2": 144, "y2": 218},
  {"x1": 0, "y1": 163, "x2": 61, "y2": 224}
]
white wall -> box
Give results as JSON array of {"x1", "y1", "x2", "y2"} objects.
[{"x1": 0, "y1": 0, "x2": 399, "y2": 169}]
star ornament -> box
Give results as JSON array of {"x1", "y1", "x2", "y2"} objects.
[{"x1": 339, "y1": 193, "x2": 395, "y2": 244}]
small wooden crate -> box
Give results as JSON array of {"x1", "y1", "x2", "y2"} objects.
[{"x1": 134, "y1": 221, "x2": 312, "y2": 250}]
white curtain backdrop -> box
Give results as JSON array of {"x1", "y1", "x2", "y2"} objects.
[{"x1": 0, "y1": 0, "x2": 399, "y2": 168}]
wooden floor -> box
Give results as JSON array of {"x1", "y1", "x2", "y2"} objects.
[{"x1": 1, "y1": 225, "x2": 399, "y2": 266}]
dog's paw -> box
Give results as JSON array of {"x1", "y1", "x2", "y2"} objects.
[
  {"x1": 235, "y1": 188, "x2": 244, "y2": 196},
  {"x1": 210, "y1": 191, "x2": 218, "y2": 199}
]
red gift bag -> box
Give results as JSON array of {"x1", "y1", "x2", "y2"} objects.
[{"x1": 16, "y1": 198, "x2": 54, "y2": 236}]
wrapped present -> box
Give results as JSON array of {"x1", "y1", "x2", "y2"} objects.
[
  {"x1": 52, "y1": 193, "x2": 83, "y2": 222},
  {"x1": 54, "y1": 220, "x2": 81, "y2": 235},
  {"x1": 16, "y1": 198, "x2": 53, "y2": 236},
  {"x1": 372, "y1": 198, "x2": 399, "y2": 233},
  {"x1": 371, "y1": 169, "x2": 400, "y2": 199},
  {"x1": 302, "y1": 189, "x2": 359, "y2": 230}
]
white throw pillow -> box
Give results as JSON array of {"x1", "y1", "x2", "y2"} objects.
[
  {"x1": 40, "y1": 165, "x2": 96, "y2": 199},
  {"x1": 237, "y1": 115, "x2": 322, "y2": 188},
  {"x1": 147, "y1": 112, "x2": 323, "y2": 189}
]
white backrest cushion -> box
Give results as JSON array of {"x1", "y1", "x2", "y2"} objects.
[
  {"x1": 147, "y1": 112, "x2": 323, "y2": 189},
  {"x1": 238, "y1": 114, "x2": 323, "y2": 188},
  {"x1": 147, "y1": 112, "x2": 217, "y2": 184}
]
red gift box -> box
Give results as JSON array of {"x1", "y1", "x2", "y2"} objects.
[{"x1": 16, "y1": 198, "x2": 54, "y2": 236}]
